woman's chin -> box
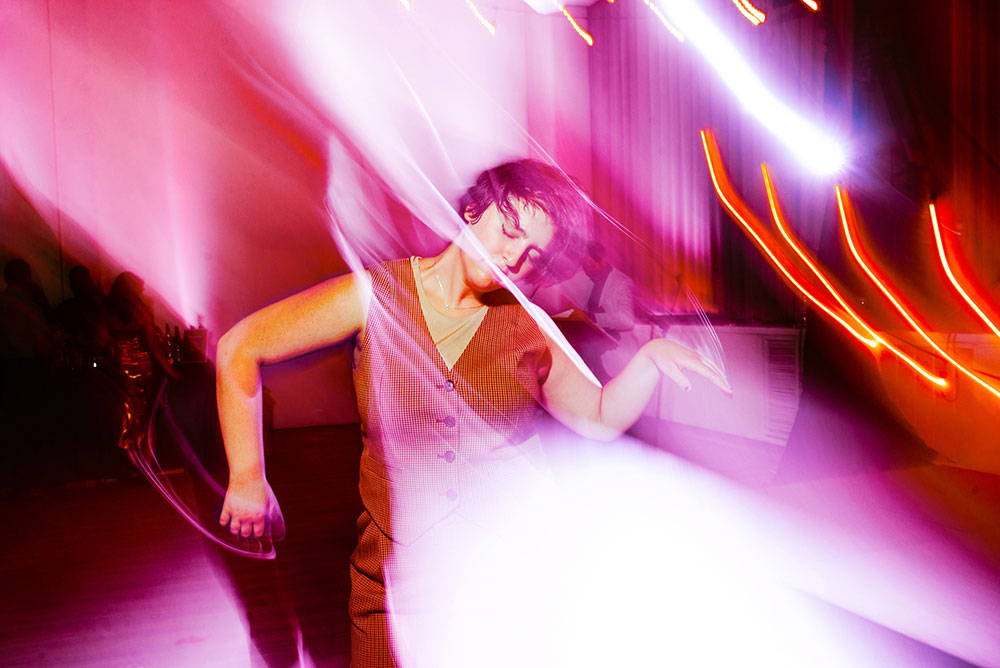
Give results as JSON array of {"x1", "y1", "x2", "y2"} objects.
[{"x1": 468, "y1": 268, "x2": 503, "y2": 291}]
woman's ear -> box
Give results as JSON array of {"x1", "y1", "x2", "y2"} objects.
[{"x1": 463, "y1": 206, "x2": 478, "y2": 224}]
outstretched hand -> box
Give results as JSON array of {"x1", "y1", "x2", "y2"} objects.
[
  {"x1": 219, "y1": 476, "x2": 286, "y2": 540},
  {"x1": 642, "y1": 338, "x2": 733, "y2": 395}
]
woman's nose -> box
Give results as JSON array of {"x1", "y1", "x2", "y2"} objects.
[{"x1": 503, "y1": 248, "x2": 531, "y2": 277}]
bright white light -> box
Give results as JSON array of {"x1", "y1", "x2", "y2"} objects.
[
  {"x1": 660, "y1": 0, "x2": 845, "y2": 173},
  {"x1": 389, "y1": 437, "x2": 870, "y2": 668}
]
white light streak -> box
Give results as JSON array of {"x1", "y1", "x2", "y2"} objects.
[{"x1": 658, "y1": 0, "x2": 845, "y2": 173}]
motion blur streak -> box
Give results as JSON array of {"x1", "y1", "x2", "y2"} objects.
[
  {"x1": 559, "y1": 6, "x2": 594, "y2": 46},
  {"x1": 661, "y1": 0, "x2": 844, "y2": 173},
  {"x1": 930, "y1": 203, "x2": 1000, "y2": 341},
  {"x1": 732, "y1": 0, "x2": 766, "y2": 26},
  {"x1": 763, "y1": 166, "x2": 948, "y2": 388},
  {"x1": 465, "y1": 0, "x2": 496, "y2": 36},
  {"x1": 702, "y1": 132, "x2": 880, "y2": 348},
  {"x1": 390, "y1": 433, "x2": 1000, "y2": 667},
  {"x1": 643, "y1": 0, "x2": 685, "y2": 42},
  {"x1": 763, "y1": 165, "x2": 876, "y2": 346},
  {"x1": 838, "y1": 187, "x2": 1000, "y2": 400},
  {"x1": 704, "y1": 130, "x2": 945, "y2": 388},
  {"x1": 801, "y1": 0, "x2": 820, "y2": 11}
]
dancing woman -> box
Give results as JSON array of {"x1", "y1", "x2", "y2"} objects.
[{"x1": 216, "y1": 160, "x2": 730, "y2": 667}]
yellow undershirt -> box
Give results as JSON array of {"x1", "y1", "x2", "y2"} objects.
[{"x1": 411, "y1": 256, "x2": 488, "y2": 370}]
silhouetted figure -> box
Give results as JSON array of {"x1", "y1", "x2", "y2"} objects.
[
  {"x1": 53, "y1": 265, "x2": 110, "y2": 369},
  {"x1": 106, "y1": 271, "x2": 179, "y2": 454},
  {"x1": 0, "y1": 257, "x2": 53, "y2": 362},
  {"x1": 0, "y1": 258, "x2": 55, "y2": 492},
  {"x1": 48, "y1": 265, "x2": 122, "y2": 480}
]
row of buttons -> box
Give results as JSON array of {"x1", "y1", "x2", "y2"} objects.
[{"x1": 440, "y1": 378, "x2": 458, "y2": 500}]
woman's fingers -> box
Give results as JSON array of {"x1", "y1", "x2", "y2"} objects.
[
  {"x1": 679, "y1": 354, "x2": 733, "y2": 394},
  {"x1": 658, "y1": 359, "x2": 693, "y2": 392},
  {"x1": 219, "y1": 493, "x2": 283, "y2": 541},
  {"x1": 649, "y1": 339, "x2": 733, "y2": 394}
]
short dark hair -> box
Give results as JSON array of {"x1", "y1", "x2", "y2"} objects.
[
  {"x1": 458, "y1": 159, "x2": 592, "y2": 284},
  {"x1": 4, "y1": 258, "x2": 31, "y2": 284}
]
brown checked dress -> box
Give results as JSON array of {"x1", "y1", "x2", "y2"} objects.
[{"x1": 349, "y1": 258, "x2": 552, "y2": 667}]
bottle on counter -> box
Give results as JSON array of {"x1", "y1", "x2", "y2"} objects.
[
  {"x1": 173, "y1": 325, "x2": 183, "y2": 364},
  {"x1": 164, "y1": 323, "x2": 174, "y2": 365}
]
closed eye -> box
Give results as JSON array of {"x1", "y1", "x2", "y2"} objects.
[{"x1": 502, "y1": 218, "x2": 525, "y2": 239}]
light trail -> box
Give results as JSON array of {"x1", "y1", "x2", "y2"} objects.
[
  {"x1": 559, "y1": 5, "x2": 594, "y2": 46},
  {"x1": 643, "y1": 0, "x2": 685, "y2": 42},
  {"x1": 732, "y1": 0, "x2": 766, "y2": 25},
  {"x1": 763, "y1": 165, "x2": 947, "y2": 387},
  {"x1": 930, "y1": 203, "x2": 1000, "y2": 341},
  {"x1": 702, "y1": 130, "x2": 945, "y2": 388},
  {"x1": 701, "y1": 131, "x2": 888, "y2": 351},
  {"x1": 466, "y1": 0, "x2": 496, "y2": 35},
  {"x1": 657, "y1": 0, "x2": 844, "y2": 173},
  {"x1": 839, "y1": 188, "x2": 1000, "y2": 400},
  {"x1": 763, "y1": 165, "x2": 874, "y2": 344}
]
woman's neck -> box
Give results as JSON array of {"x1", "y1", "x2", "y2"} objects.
[{"x1": 419, "y1": 245, "x2": 485, "y2": 313}]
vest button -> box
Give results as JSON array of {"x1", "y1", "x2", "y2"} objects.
[
  {"x1": 444, "y1": 380, "x2": 455, "y2": 392},
  {"x1": 445, "y1": 489, "x2": 458, "y2": 501},
  {"x1": 442, "y1": 450, "x2": 456, "y2": 463},
  {"x1": 443, "y1": 416, "x2": 456, "y2": 428}
]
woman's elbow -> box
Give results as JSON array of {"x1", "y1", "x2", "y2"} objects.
[{"x1": 216, "y1": 324, "x2": 255, "y2": 371}]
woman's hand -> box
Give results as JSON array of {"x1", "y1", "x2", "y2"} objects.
[
  {"x1": 641, "y1": 338, "x2": 733, "y2": 395},
  {"x1": 219, "y1": 476, "x2": 285, "y2": 540},
  {"x1": 540, "y1": 333, "x2": 733, "y2": 441}
]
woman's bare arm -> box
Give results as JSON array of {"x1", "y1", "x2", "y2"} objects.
[
  {"x1": 540, "y1": 336, "x2": 731, "y2": 442},
  {"x1": 216, "y1": 271, "x2": 367, "y2": 537}
]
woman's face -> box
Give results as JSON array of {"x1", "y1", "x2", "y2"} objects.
[{"x1": 462, "y1": 198, "x2": 555, "y2": 291}]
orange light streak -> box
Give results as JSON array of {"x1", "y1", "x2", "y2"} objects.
[
  {"x1": 465, "y1": 0, "x2": 496, "y2": 35},
  {"x1": 763, "y1": 166, "x2": 876, "y2": 346},
  {"x1": 700, "y1": 131, "x2": 895, "y2": 356},
  {"x1": 764, "y1": 167, "x2": 946, "y2": 387},
  {"x1": 839, "y1": 188, "x2": 1000, "y2": 399},
  {"x1": 643, "y1": 0, "x2": 685, "y2": 42},
  {"x1": 801, "y1": 0, "x2": 819, "y2": 11},
  {"x1": 560, "y1": 6, "x2": 594, "y2": 46},
  {"x1": 930, "y1": 203, "x2": 1000, "y2": 341},
  {"x1": 733, "y1": 0, "x2": 766, "y2": 25}
]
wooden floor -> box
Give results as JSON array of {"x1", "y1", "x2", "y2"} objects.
[
  {"x1": 0, "y1": 425, "x2": 364, "y2": 668},
  {"x1": 2, "y1": 424, "x2": 999, "y2": 668}
]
